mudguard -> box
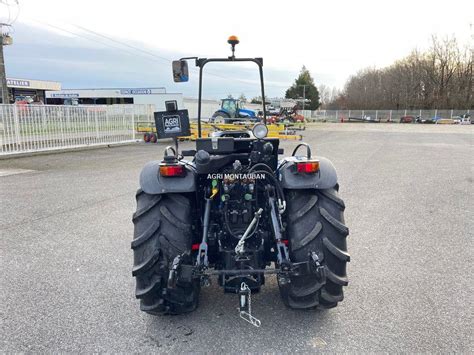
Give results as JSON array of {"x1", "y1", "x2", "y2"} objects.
[
  {"x1": 139, "y1": 161, "x2": 196, "y2": 195},
  {"x1": 278, "y1": 156, "x2": 338, "y2": 190}
]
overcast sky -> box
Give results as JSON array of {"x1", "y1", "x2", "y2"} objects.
[{"x1": 2, "y1": 0, "x2": 473, "y2": 99}]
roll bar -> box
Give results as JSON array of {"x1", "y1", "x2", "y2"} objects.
[{"x1": 180, "y1": 56, "x2": 267, "y2": 138}]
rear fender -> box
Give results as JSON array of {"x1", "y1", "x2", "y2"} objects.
[
  {"x1": 139, "y1": 161, "x2": 196, "y2": 194},
  {"x1": 279, "y1": 156, "x2": 338, "y2": 190}
]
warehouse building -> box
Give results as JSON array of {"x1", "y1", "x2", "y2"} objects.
[
  {"x1": 5, "y1": 77, "x2": 61, "y2": 103},
  {"x1": 45, "y1": 87, "x2": 183, "y2": 110}
]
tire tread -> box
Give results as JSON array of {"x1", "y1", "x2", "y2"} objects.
[{"x1": 280, "y1": 188, "x2": 349, "y2": 310}]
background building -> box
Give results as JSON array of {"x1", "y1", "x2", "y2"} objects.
[
  {"x1": 6, "y1": 77, "x2": 61, "y2": 103},
  {"x1": 45, "y1": 87, "x2": 183, "y2": 110}
]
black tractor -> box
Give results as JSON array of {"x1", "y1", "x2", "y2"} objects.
[{"x1": 132, "y1": 36, "x2": 349, "y2": 326}]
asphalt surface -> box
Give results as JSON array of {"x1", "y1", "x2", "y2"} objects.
[{"x1": 1, "y1": 123, "x2": 473, "y2": 352}]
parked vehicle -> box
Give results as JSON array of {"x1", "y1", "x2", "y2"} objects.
[
  {"x1": 415, "y1": 116, "x2": 437, "y2": 124},
  {"x1": 14, "y1": 95, "x2": 33, "y2": 105},
  {"x1": 211, "y1": 98, "x2": 257, "y2": 123},
  {"x1": 400, "y1": 115, "x2": 415, "y2": 123},
  {"x1": 453, "y1": 114, "x2": 471, "y2": 125},
  {"x1": 348, "y1": 115, "x2": 380, "y2": 123},
  {"x1": 267, "y1": 105, "x2": 305, "y2": 124}
]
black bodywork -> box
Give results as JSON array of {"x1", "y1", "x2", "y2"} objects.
[
  {"x1": 143, "y1": 44, "x2": 337, "y2": 294},
  {"x1": 140, "y1": 134, "x2": 337, "y2": 294}
]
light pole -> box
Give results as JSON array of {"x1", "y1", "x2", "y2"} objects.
[
  {"x1": 298, "y1": 84, "x2": 307, "y2": 111},
  {"x1": 0, "y1": 1, "x2": 19, "y2": 104},
  {"x1": 0, "y1": 23, "x2": 11, "y2": 104},
  {"x1": 297, "y1": 84, "x2": 311, "y2": 119}
]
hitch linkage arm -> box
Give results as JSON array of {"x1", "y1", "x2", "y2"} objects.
[
  {"x1": 197, "y1": 196, "x2": 212, "y2": 267},
  {"x1": 267, "y1": 188, "x2": 290, "y2": 265}
]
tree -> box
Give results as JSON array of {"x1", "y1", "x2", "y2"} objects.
[
  {"x1": 318, "y1": 84, "x2": 331, "y2": 108},
  {"x1": 238, "y1": 93, "x2": 247, "y2": 103},
  {"x1": 227, "y1": 94, "x2": 234, "y2": 99},
  {"x1": 250, "y1": 96, "x2": 269, "y2": 104},
  {"x1": 327, "y1": 34, "x2": 473, "y2": 109},
  {"x1": 285, "y1": 66, "x2": 320, "y2": 110}
]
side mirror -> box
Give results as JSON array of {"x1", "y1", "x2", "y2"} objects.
[{"x1": 172, "y1": 60, "x2": 189, "y2": 82}]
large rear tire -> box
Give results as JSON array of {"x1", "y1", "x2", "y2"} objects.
[
  {"x1": 279, "y1": 187, "x2": 349, "y2": 309},
  {"x1": 131, "y1": 190, "x2": 199, "y2": 315},
  {"x1": 211, "y1": 111, "x2": 230, "y2": 124}
]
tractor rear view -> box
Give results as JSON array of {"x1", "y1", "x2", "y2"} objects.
[
  {"x1": 131, "y1": 36, "x2": 349, "y2": 326},
  {"x1": 211, "y1": 98, "x2": 257, "y2": 123}
]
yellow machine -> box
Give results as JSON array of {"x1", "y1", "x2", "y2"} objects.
[
  {"x1": 436, "y1": 118, "x2": 455, "y2": 124},
  {"x1": 137, "y1": 121, "x2": 303, "y2": 142}
]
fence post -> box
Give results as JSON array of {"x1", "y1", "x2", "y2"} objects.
[
  {"x1": 105, "y1": 108, "x2": 110, "y2": 141},
  {"x1": 434, "y1": 109, "x2": 438, "y2": 119},
  {"x1": 375, "y1": 110, "x2": 378, "y2": 120},
  {"x1": 336, "y1": 110, "x2": 338, "y2": 122},
  {"x1": 59, "y1": 107, "x2": 65, "y2": 145},
  {"x1": 66, "y1": 106, "x2": 72, "y2": 146},
  {"x1": 404, "y1": 109, "x2": 407, "y2": 116},
  {"x1": 132, "y1": 106, "x2": 136, "y2": 140},
  {"x1": 389, "y1": 110, "x2": 392, "y2": 121},
  {"x1": 94, "y1": 109, "x2": 99, "y2": 141},
  {"x1": 12, "y1": 104, "x2": 21, "y2": 151},
  {"x1": 450, "y1": 109, "x2": 453, "y2": 118},
  {"x1": 86, "y1": 109, "x2": 91, "y2": 145},
  {"x1": 123, "y1": 105, "x2": 127, "y2": 141}
]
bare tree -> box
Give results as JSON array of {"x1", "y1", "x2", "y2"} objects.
[
  {"x1": 318, "y1": 84, "x2": 331, "y2": 108},
  {"x1": 328, "y1": 35, "x2": 473, "y2": 109}
]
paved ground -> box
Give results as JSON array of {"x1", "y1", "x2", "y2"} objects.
[{"x1": 1, "y1": 123, "x2": 473, "y2": 352}]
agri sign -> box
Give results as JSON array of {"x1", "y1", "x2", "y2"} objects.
[{"x1": 163, "y1": 115, "x2": 181, "y2": 133}]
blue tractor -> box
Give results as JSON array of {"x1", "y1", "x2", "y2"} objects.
[{"x1": 211, "y1": 98, "x2": 257, "y2": 123}]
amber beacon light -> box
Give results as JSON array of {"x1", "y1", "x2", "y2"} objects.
[
  {"x1": 227, "y1": 35, "x2": 240, "y2": 45},
  {"x1": 227, "y1": 35, "x2": 240, "y2": 58}
]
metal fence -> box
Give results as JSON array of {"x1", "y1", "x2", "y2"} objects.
[
  {"x1": 303, "y1": 109, "x2": 471, "y2": 122},
  {"x1": 2, "y1": 103, "x2": 471, "y2": 156},
  {"x1": 0, "y1": 104, "x2": 154, "y2": 156}
]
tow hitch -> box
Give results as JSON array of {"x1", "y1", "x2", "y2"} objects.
[
  {"x1": 238, "y1": 282, "x2": 261, "y2": 327},
  {"x1": 165, "y1": 252, "x2": 326, "y2": 327}
]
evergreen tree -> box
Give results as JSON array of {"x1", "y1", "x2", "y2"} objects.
[{"x1": 285, "y1": 66, "x2": 320, "y2": 110}]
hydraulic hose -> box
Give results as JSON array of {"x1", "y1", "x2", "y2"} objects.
[{"x1": 251, "y1": 169, "x2": 286, "y2": 206}]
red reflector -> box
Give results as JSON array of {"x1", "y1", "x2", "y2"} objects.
[
  {"x1": 281, "y1": 239, "x2": 289, "y2": 245},
  {"x1": 191, "y1": 243, "x2": 200, "y2": 251},
  {"x1": 296, "y1": 161, "x2": 319, "y2": 174},
  {"x1": 159, "y1": 164, "x2": 185, "y2": 177}
]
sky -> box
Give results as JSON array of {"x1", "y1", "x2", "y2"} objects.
[{"x1": 1, "y1": 0, "x2": 473, "y2": 99}]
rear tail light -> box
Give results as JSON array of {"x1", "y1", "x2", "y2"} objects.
[
  {"x1": 296, "y1": 160, "x2": 320, "y2": 174},
  {"x1": 159, "y1": 164, "x2": 186, "y2": 177}
]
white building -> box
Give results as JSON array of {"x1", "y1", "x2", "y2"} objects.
[{"x1": 45, "y1": 87, "x2": 183, "y2": 110}]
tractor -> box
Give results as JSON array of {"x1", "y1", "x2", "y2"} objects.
[
  {"x1": 132, "y1": 36, "x2": 349, "y2": 326},
  {"x1": 211, "y1": 98, "x2": 257, "y2": 123}
]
